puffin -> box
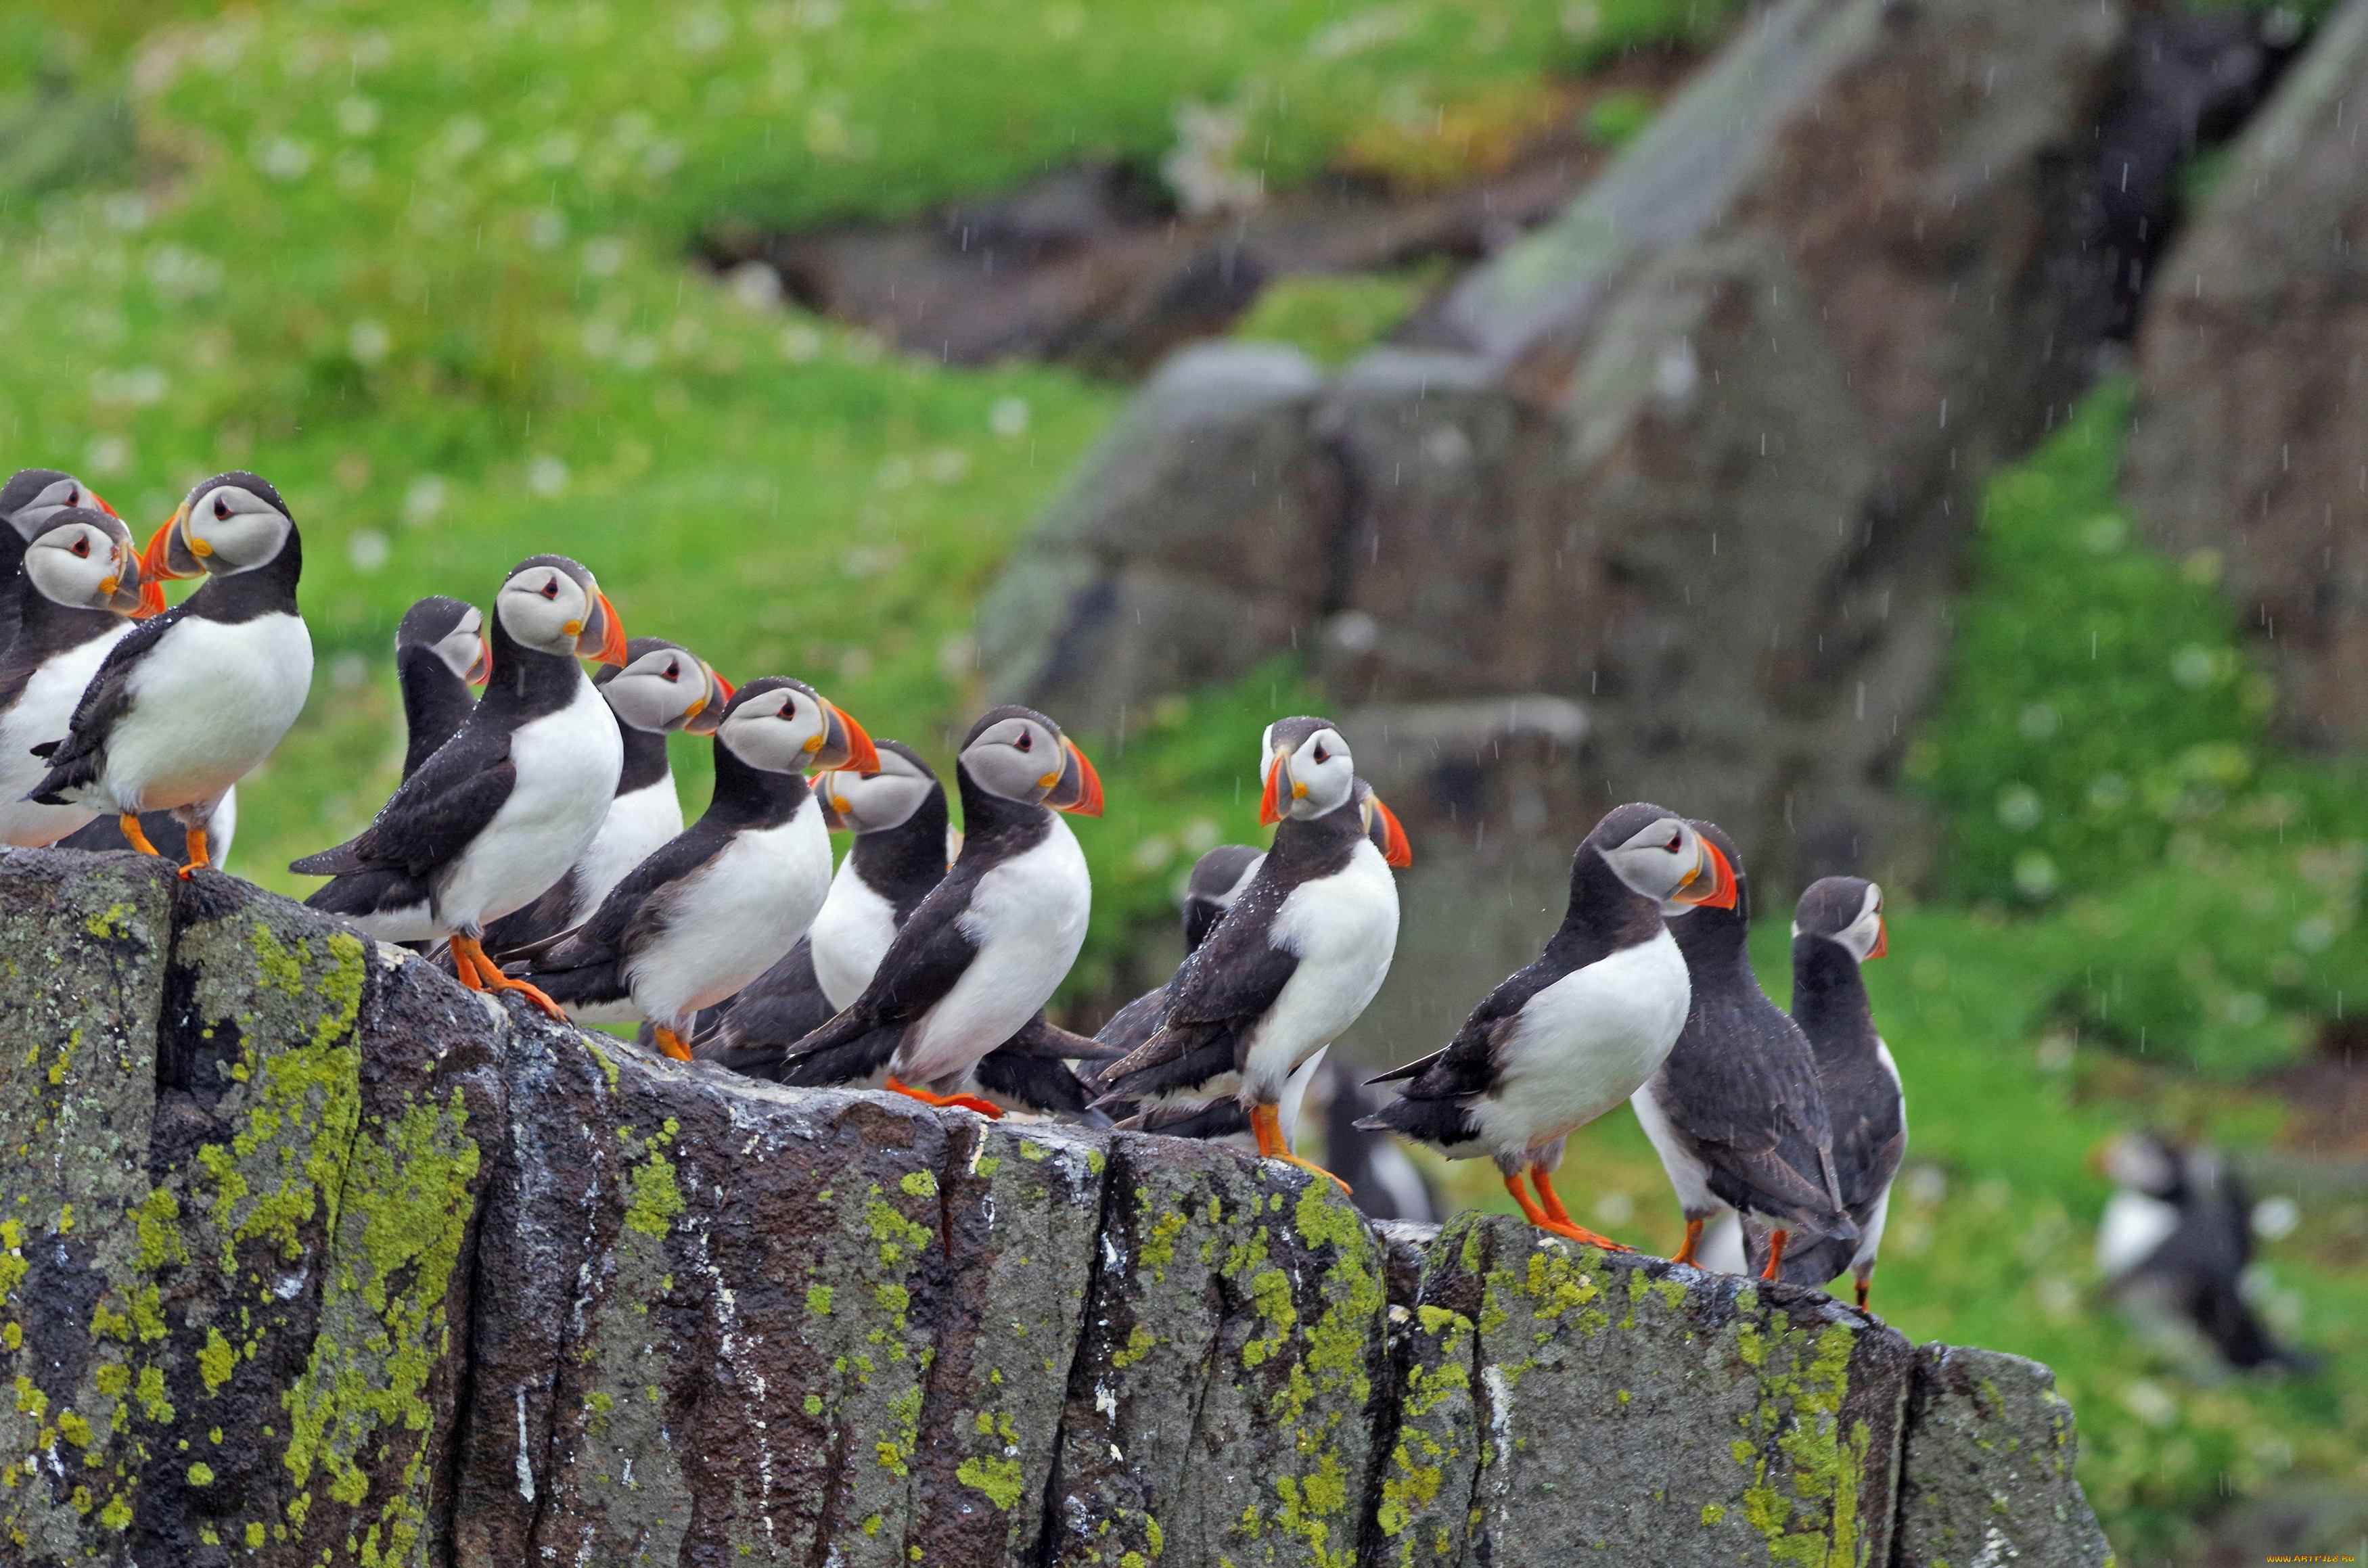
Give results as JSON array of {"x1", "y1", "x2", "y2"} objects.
[
  {"x1": 0, "y1": 509, "x2": 154, "y2": 846},
  {"x1": 394, "y1": 596, "x2": 489, "y2": 779},
  {"x1": 504, "y1": 677, "x2": 874, "y2": 1061},
  {"x1": 482, "y1": 637, "x2": 730, "y2": 954},
  {"x1": 774, "y1": 704, "x2": 1102, "y2": 1115},
  {"x1": 2097, "y1": 1132, "x2": 2303, "y2": 1372},
  {"x1": 1630, "y1": 820, "x2": 1857, "y2": 1278},
  {"x1": 1093, "y1": 842, "x2": 1266, "y2": 1061},
  {"x1": 1358, "y1": 802, "x2": 1735, "y2": 1247},
  {"x1": 28, "y1": 471, "x2": 311, "y2": 877},
  {"x1": 0, "y1": 469, "x2": 124, "y2": 649},
  {"x1": 1750, "y1": 877, "x2": 1906, "y2": 1308},
  {"x1": 1093, "y1": 716, "x2": 1408, "y2": 1189},
  {"x1": 290, "y1": 554, "x2": 627, "y2": 1013},
  {"x1": 706, "y1": 739, "x2": 1113, "y2": 1115}
]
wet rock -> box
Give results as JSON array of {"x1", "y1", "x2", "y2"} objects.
[
  {"x1": 1891, "y1": 1345, "x2": 2114, "y2": 1568},
  {"x1": 0, "y1": 857, "x2": 2107, "y2": 1564},
  {"x1": 2124, "y1": 0, "x2": 2368, "y2": 750}
]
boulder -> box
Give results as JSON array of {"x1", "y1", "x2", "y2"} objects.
[
  {"x1": 2124, "y1": 0, "x2": 2368, "y2": 750},
  {"x1": 982, "y1": 0, "x2": 2139, "y2": 1037},
  {"x1": 0, "y1": 854, "x2": 2108, "y2": 1565}
]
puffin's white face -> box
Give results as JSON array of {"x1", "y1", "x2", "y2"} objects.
[
  {"x1": 716, "y1": 679, "x2": 876, "y2": 775},
  {"x1": 7, "y1": 475, "x2": 108, "y2": 542},
  {"x1": 428, "y1": 606, "x2": 489, "y2": 684},
  {"x1": 960, "y1": 713, "x2": 1101, "y2": 813},
  {"x1": 24, "y1": 519, "x2": 143, "y2": 613},
  {"x1": 1262, "y1": 725, "x2": 1355, "y2": 823},
  {"x1": 2101, "y1": 1132, "x2": 2179, "y2": 1195},
  {"x1": 1797, "y1": 882, "x2": 1886, "y2": 963},
  {"x1": 177, "y1": 482, "x2": 292, "y2": 574},
  {"x1": 497, "y1": 563, "x2": 597, "y2": 655},
  {"x1": 603, "y1": 644, "x2": 729, "y2": 735},
  {"x1": 1599, "y1": 816, "x2": 1736, "y2": 909},
  {"x1": 815, "y1": 750, "x2": 936, "y2": 834}
]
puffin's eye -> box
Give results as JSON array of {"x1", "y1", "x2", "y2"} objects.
[
  {"x1": 1014, "y1": 731, "x2": 1032, "y2": 752},
  {"x1": 662, "y1": 660, "x2": 680, "y2": 681},
  {"x1": 541, "y1": 578, "x2": 559, "y2": 599},
  {"x1": 214, "y1": 497, "x2": 230, "y2": 520},
  {"x1": 1666, "y1": 833, "x2": 1683, "y2": 852},
  {"x1": 71, "y1": 536, "x2": 89, "y2": 557},
  {"x1": 778, "y1": 699, "x2": 798, "y2": 720},
  {"x1": 1313, "y1": 745, "x2": 1329, "y2": 764}
]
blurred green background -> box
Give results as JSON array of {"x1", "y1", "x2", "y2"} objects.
[{"x1": 4, "y1": 0, "x2": 2362, "y2": 1558}]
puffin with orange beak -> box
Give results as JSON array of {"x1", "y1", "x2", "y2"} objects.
[
  {"x1": 0, "y1": 469, "x2": 137, "y2": 650},
  {"x1": 1094, "y1": 716, "x2": 1406, "y2": 1190},
  {"x1": 29, "y1": 471, "x2": 308, "y2": 876},
  {"x1": 776, "y1": 704, "x2": 1102, "y2": 1115},
  {"x1": 290, "y1": 555, "x2": 627, "y2": 1015},
  {"x1": 1744, "y1": 876, "x2": 1904, "y2": 1308},
  {"x1": 482, "y1": 636, "x2": 731, "y2": 956},
  {"x1": 0, "y1": 508, "x2": 159, "y2": 847},
  {"x1": 393, "y1": 597, "x2": 492, "y2": 781},
  {"x1": 503, "y1": 676, "x2": 875, "y2": 1061},
  {"x1": 1630, "y1": 821, "x2": 1858, "y2": 1278},
  {"x1": 1359, "y1": 802, "x2": 1736, "y2": 1248}
]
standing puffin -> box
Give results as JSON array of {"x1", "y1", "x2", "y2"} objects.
[
  {"x1": 0, "y1": 509, "x2": 154, "y2": 846},
  {"x1": 505, "y1": 676, "x2": 874, "y2": 1060},
  {"x1": 29, "y1": 471, "x2": 311, "y2": 876},
  {"x1": 1631, "y1": 821, "x2": 1857, "y2": 1278},
  {"x1": 1752, "y1": 877, "x2": 1905, "y2": 1308},
  {"x1": 775, "y1": 704, "x2": 1102, "y2": 1115},
  {"x1": 1358, "y1": 802, "x2": 1735, "y2": 1246},
  {"x1": 1094, "y1": 717, "x2": 1408, "y2": 1188},
  {"x1": 290, "y1": 555, "x2": 627, "y2": 1013},
  {"x1": 0, "y1": 469, "x2": 124, "y2": 649},
  {"x1": 1093, "y1": 843, "x2": 1267, "y2": 1061},
  {"x1": 482, "y1": 637, "x2": 730, "y2": 954},
  {"x1": 394, "y1": 596, "x2": 489, "y2": 779},
  {"x1": 708, "y1": 740, "x2": 1112, "y2": 1115}
]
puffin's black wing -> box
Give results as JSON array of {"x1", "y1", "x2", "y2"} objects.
[
  {"x1": 1654, "y1": 1005, "x2": 1848, "y2": 1228},
  {"x1": 1352, "y1": 965, "x2": 1543, "y2": 1147},
  {"x1": 774, "y1": 874, "x2": 983, "y2": 1087},
  {"x1": 292, "y1": 727, "x2": 518, "y2": 880},
  {"x1": 516, "y1": 827, "x2": 730, "y2": 1007},
  {"x1": 702, "y1": 940, "x2": 836, "y2": 1075},
  {"x1": 1093, "y1": 885, "x2": 1299, "y2": 1101},
  {"x1": 1092, "y1": 986, "x2": 1170, "y2": 1061},
  {"x1": 26, "y1": 604, "x2": 186, "y2": 802}
]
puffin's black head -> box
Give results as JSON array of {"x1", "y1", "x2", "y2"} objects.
[
  {"x1": 1350, "y1": 777, "x2": 1413, "y2": 867},
  {"x1": 714, "y1": 676, "x2": 878, "y2": 775},
  {"x1": 22, "y1": 507, "x2": 149, "y2": 615},
  {"x1": 1181, "y1": 842, "x2": 1263, "y2": 948},
  {"x1": 1259, "y1": 715, "x2": 1357, "y2": 825},
  {"x1": 1580, "y1": 802, "x2": 1737, "y2": 910},
  {"x1": 814, "y1": 737, "x2": 940, "y2": 833},
  {"x1": 493, "y1": 555, "x2": 629, "y2": 664},
  {"x1": 396, "y1": 596, "x2": 490, "y2": 683},
  {"x1": 959, "y1": 704, "x2": 1102, "y2": 814},
  {"x1": 1794, "y1": 875, "x2": 1886, "y2": 963},
  {"x1": 2, "y1": 469, "x2": 114, "y2": 542},
  {"x1": 597, "y1": 637, "x2": 732, "y2": 735},
  {"x1": 142, "y1": 471, "x2": 296, "y2": 582}
]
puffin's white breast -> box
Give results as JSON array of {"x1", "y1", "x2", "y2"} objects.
[
  {"x1": 809, "y1": 853, "x2": 900, "y2": 1010},
  {"x1": 1467, "y1": 929, "x2": 1691, "y2": 1160},
  {"x1": 570, "y1": 777, "x2": 684, "y2": 925},
  {"x1": 896, "y1": 815, "x2": 1089, "y2": 1085},
  {"x1": 624, "y1": 795, "x2": 833, "y2": 1027},
  {"x1": 1239, "y1": 840, "x2": 1399, "y2": 1099},
  {"x1": 0, "y1": 626, "x2": 130, "y2": 846},
  {"x1": 2097, "y1": 1190, "x2": 2180, "y2": 1280},
  {"x1": 434, "y1": 679, "x2": 622, "y2": 932},
  {"x1": 99, "y1": 611, "x2": 313, "y2": 812}
]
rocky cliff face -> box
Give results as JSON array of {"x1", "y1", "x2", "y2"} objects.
[
  {"x1": 2124, "y1": 0, "x2": 2368, "y2": 751},
  {"x1": 0, "y1": 853, "x2": 2107, "y2": 1566}
]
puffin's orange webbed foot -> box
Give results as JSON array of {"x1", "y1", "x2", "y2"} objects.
[
  {"x1": 884, "y1": 1076, "x2": 1005, "y2": 1119},
  {"x1": 1250, "y1": 1103, "x2": 1350, "y2": 1195},
  {"x1": 176, "y1": 826, "x2": 210, "y2": 880},
  {"x1": 1672, "y1": 1217, "x2": 1704, "y2": 1268},
  {"x1": 118, "y1": 813, "x2": 162, "y2": 858},
  {"x1": 1531, "y1": 1168, "x2": 1630, "y2": 1252},
  {"x1": 651, "y1": 1025, "x2": 696, "y2": 1063},
  {"x1": 1758, "y1": 1228, "x2": 1791, "y2": 1282},
  {"x1": 451, "y1": 936, "x2": 567, "y2": 1019}
]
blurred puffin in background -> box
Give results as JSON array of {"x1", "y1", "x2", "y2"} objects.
[
  {"x1": 2097, "y1": 1130, "x2": 2308, "y2": 1373},
  {"x1": 393, "y1": 596, "x2": 490, "y2": 780}
]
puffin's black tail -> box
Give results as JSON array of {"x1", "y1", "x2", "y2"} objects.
[
  {"x1": 302, "y1": 868, "x2": 429, "y2": 918},
  {"x1": 509, "y1": 959, "x2": 627, "y2": 1010},
  {"x1": 1132, "y1": 1098, "x2": 1251, "y2": 1140},
  {"x1": 1091, "y1": 1024, "x2": 1237, "y2": 1105},
  {"x1": 776, "y1": 1011, "x2": 906, "y2": 1088},
  {"x1": 1354, "y1": 1094, "x2": 1480, "y2": 1153},
  {"x1": 972, "y1": 1049, "x2": 1099, "y2": 1118}
]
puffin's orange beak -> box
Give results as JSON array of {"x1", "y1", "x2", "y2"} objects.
[
  {"x1": 141, "y1": 508, "x2": 200, "y2": 582},
  {"x1": 88, "y1": 490, "x2": 120, "y2": 520},
  {"x1": 1370, "y1": 793, "x2": 1413, "y2": 868},
  {"x1": 1258, "y1": 756, "x2": 1283, "y2": 827},
  {"x1": 1672, "y1": 837, "x2": 1739, "y2": 910},
  {"x1": 589, "y1": 591, "x2": 629, "y2": 666},
  {"x1": 824, "y1": 702, "x2": 880, "y2": 776},
  {"x1": 1868, "y1": 915, "x2": 1888, "y2": 961},
  {"x1": 465, "y1": 635, "x2": 493, "y2": 685},
  {"x1": 1048, "y1": 736, "x2": 1102, "y2": 816}
]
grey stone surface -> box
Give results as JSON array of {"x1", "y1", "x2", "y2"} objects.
[
  {"x1": 0, "y1": 855, "x2": 2107, "y2": 1564},
  {"x1": 1892, "y1": 1344, "x2": 2114, "y2": 1568},
  {"x1": 2124, "y1": 0, "x2": 2368, "y2": 750}
]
